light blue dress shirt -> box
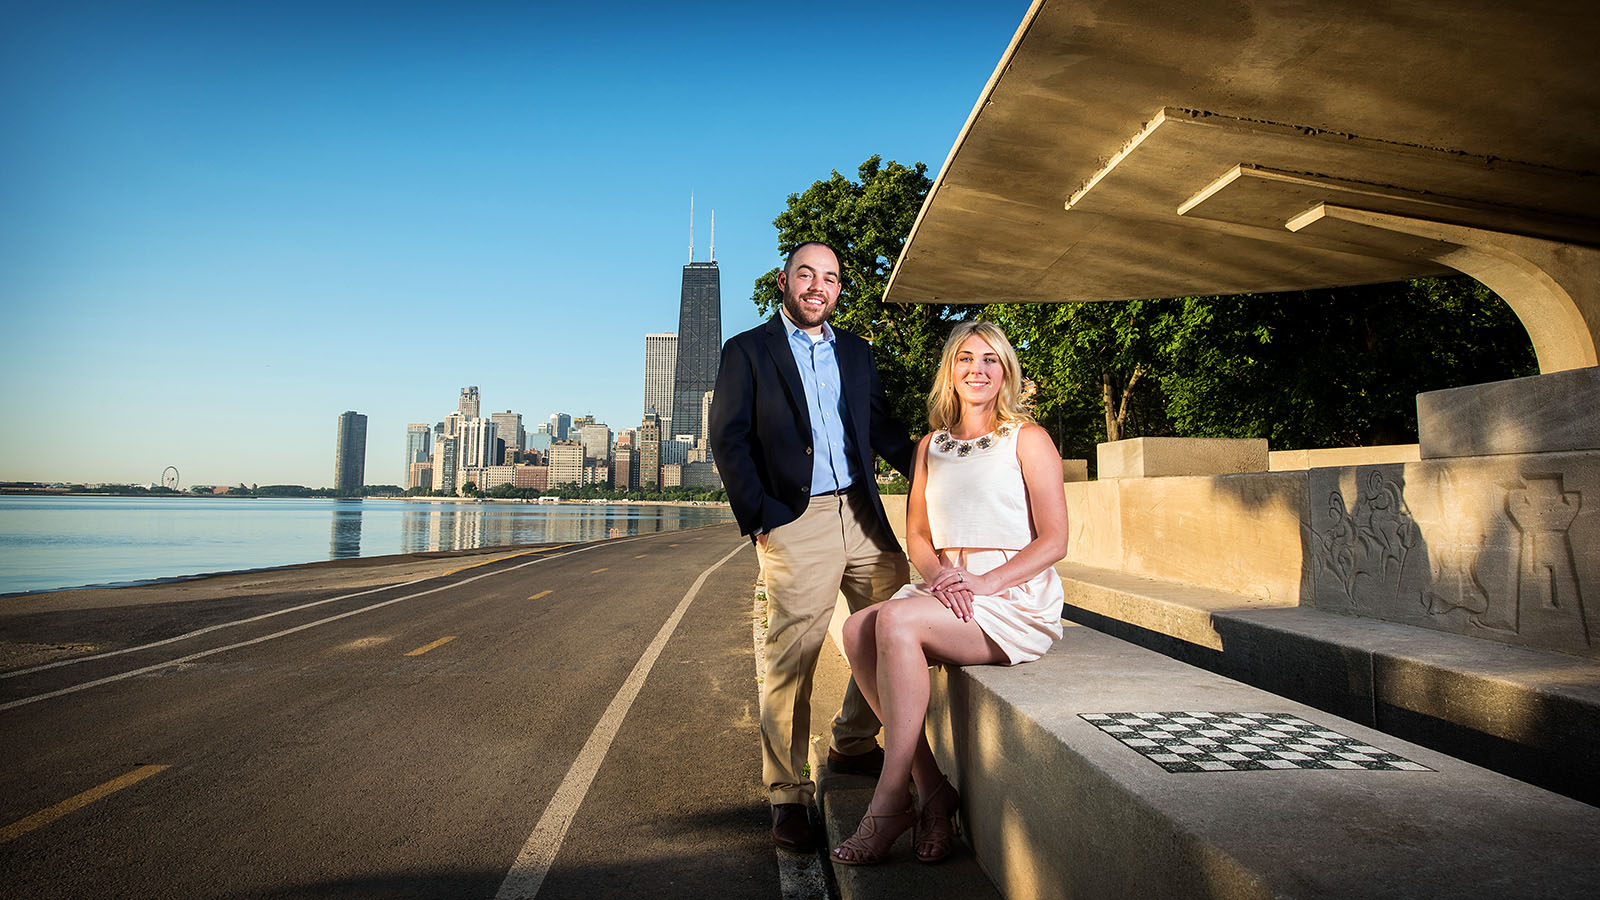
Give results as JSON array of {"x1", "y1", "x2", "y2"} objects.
[{"x1": 781, "y1": 310, "x2": 855, "y2": 495}]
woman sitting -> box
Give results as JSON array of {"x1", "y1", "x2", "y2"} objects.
[{"x1": 831, "y1": 320, "x2": 1068, "y2": 866}]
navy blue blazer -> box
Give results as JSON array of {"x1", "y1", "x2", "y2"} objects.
[{"x1": 709, "y1": 314, "x2": 916, "y2": 541}]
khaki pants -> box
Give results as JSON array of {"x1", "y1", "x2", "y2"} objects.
[{"x1": 757, "y1": 489, "x2": 909, "y2": 805}]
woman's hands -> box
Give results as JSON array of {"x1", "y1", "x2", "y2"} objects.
[{"x1": 928, "y1": 565, "x2": 995, "y2": 622}]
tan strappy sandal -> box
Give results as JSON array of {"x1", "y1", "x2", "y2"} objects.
[
  {"x1": 915, "y1": 778, "x2": 960, "y2": 863},
  {"x1": 830, "y1": 805, "x2": 916, "y2": 866}
]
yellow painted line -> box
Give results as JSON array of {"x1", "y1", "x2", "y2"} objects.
[
  {"x1": 634, "y1": 554, "x2": 648, "y2": 559},
  {"x1": 0, "y1": 765, "x2": 169, "y2": 844},
  {"x1": 528, "y1": 590, "x2": 553, "y2": 600},
  {"x1": 590, "y1": 568, "x2": 609, "y2": 574},
  {"x1": 405, "y1": 635, "x2": 458, "y2": 657}
]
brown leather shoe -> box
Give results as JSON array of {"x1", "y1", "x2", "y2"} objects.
[
  {"x1": 827, "y1": 745, "x2": 885, "y2": 777},
  {"x1": 771, "y1": 802, "x2": 815, "y2": 853}
]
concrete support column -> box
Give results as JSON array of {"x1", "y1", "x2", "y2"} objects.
[{"x1": 1288, "y1": 204, "x2": 1600, "y2": 373}]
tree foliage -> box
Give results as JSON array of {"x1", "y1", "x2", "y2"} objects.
[
  {"x1": 987, "y1": 277, "x2": 1536, "y2": 463},
  {"x1": 1150, "y1": 278, "x2": 1537, "y2": 449}
]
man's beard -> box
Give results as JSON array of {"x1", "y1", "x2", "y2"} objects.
[{"x1": 782, "y1": 290, "x2": 833, "y2": 328}]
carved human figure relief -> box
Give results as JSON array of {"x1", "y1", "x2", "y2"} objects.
[
  {"x1": 1315, "y1": 490, "x2": 1359, "y2": 602},
  {"x1": 1506, "y1": 474, "x2": 1586, "y2": 644},
  {"x1": 1312, "y1": 472, "x2": 1423, "y2": 612},
  {"x1": 1357, "y1": 471, "x2": 1418, "y2": 583}
]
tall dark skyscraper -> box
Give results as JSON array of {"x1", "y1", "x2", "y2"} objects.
[
  {"x1": 334, "y1": 411, "x2": 368, "y2": 492},
  {"x1": 671, "y1": 259, "x2": 721, "y2": 439}
]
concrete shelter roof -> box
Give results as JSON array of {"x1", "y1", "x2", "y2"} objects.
[{"x1": 884, "y1": 0, "x2": 1600, "y2": 307}]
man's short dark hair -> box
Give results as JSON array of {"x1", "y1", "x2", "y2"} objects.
[{"x1": 783, "y1": 240, "x2": 843, "y2": 277}]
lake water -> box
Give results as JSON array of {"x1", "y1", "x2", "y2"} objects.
[{"x1": 0, "y1": 496, "x2": 736, "y2": 595}]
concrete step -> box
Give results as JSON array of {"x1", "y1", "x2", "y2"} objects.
[
  {"x1": 811, "y1": 740, "x2": 1004, "y2": 900},
  {"x1": 925, "y1": 622, "x2": 1600, "y2": 899},
  {"x1": 1055, "y1": 561, "x2": 1600, "y2": 805}
]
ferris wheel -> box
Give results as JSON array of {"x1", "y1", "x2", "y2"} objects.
[{"x1": 161, "y1": 466, "x2": 180, "y2": 490}]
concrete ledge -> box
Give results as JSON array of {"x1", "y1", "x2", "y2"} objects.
[
  {"x1": 1418, "y1": 367, "x2": 1600, "y2": 458},
  {"x1": 1098, "y1": 437, "x2": 1269, "y2": 478},
  {"x1": 926, "y1": 623, "x2": 1600, "y2": 900},
  {"x1": 1057, "y1": 562, "x2": 1600, "y2": 805},
  {"x1": 1268, "y1": 444, "x2": 1420, "y2": 470}
]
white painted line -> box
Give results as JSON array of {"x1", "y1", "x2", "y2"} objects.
[
  {"x1": 0, "y1": 580, "x2": 422, "y2": 679},
  {"x1": 1, "y1": 546, "x2": 554, "y2": 680},
  {"x1": 0, "y1": 538, "x2": 643, "y2": 713},
  {"x1": 493, "y1": 542, "x2": 748, "y2": 900}
]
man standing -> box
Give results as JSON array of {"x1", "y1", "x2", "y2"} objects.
[{"x1": 710, "y1": 241, "x2": 916, "y2": 852}]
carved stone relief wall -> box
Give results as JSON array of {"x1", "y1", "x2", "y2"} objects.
[{"x1": 1305, "y1": 452, "x2": 1598, "y2": 656}]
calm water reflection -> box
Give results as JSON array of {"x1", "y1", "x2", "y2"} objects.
[
  {"x1": 0, "y1": 496, "x2": 734, "y2": 594},
  {"x1": 396, "y1": 502, "x2": 702, "y2": 552},
  {"x1": 330, "y1": 501, "x2": 364, "y2": 559}
]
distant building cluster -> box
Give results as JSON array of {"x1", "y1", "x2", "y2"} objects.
[{"x1": 384, "y1": 240, "x2": 725, "y2": 497}]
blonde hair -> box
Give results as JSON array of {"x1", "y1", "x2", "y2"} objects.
[{"x1": 927, "y1": 320, "x2": 1034, "y2": 432}]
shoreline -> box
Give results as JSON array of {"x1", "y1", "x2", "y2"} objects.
[
  {"x1": 0, "y1": 499, "x2": 736, "y2": 599},
  {"x1": 0, "y1": 521, "x2": 735, "y2": 605},
  {"x1": 389, "y1": 495, "x2": 729, "y2": 507},
  {"x1": 2, "y1": 491, "x2": 729, "y2": 508}
]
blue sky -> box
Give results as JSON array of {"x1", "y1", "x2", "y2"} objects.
[{"x1": 1, "y1": 0, "x2": 1031, "y2": 488}]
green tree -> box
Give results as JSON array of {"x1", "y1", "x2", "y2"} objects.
[
  {"x1": 989, "y1": 275, "x2": 1536, "y2": 460},
  {"x1": 752, "y1": 156, "x2": 982, "y2": 431},
  {"x1": 1151, "y1": 276, "x2": 1537, "y2": 449}
]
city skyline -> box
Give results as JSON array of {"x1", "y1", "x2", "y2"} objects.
[{"x1": 0, "y1": 1, "x2": 1032, "y2": 487}]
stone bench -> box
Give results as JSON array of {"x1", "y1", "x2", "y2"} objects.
[
  {"x1": 924, "y1": 622, "x2": 1600, "y2": 900},
  {"x1": 1055, "y1": 561, "x2": 1600, "y2": 805}
]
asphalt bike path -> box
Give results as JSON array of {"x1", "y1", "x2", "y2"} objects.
[{"x1": 0, "y1": 524, "x2": 776, "y2": 899}]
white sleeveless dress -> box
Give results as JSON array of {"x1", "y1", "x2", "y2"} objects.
[{"x1": 890, "y1": 423, "x2": 1064, "y2": 664}]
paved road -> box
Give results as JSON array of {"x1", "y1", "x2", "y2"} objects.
[{"x1": 1, "y1": 525, "x2": 782, "y2": 899}]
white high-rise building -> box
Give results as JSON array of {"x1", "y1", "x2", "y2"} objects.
[
  {"x1": 442, "y1": 412, "x2": 464, "y2": 440},
  {"x1": 459, "y1": 417, "x2": 498, "y2": 469},
  {"x1": 644, "y1": 332, "x2": 677, "y2": 437}
]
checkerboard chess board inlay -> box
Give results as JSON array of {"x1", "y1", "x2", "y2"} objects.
[{"x1": 1080, "y1": 712, "x2": 1433, "y2": 773}]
